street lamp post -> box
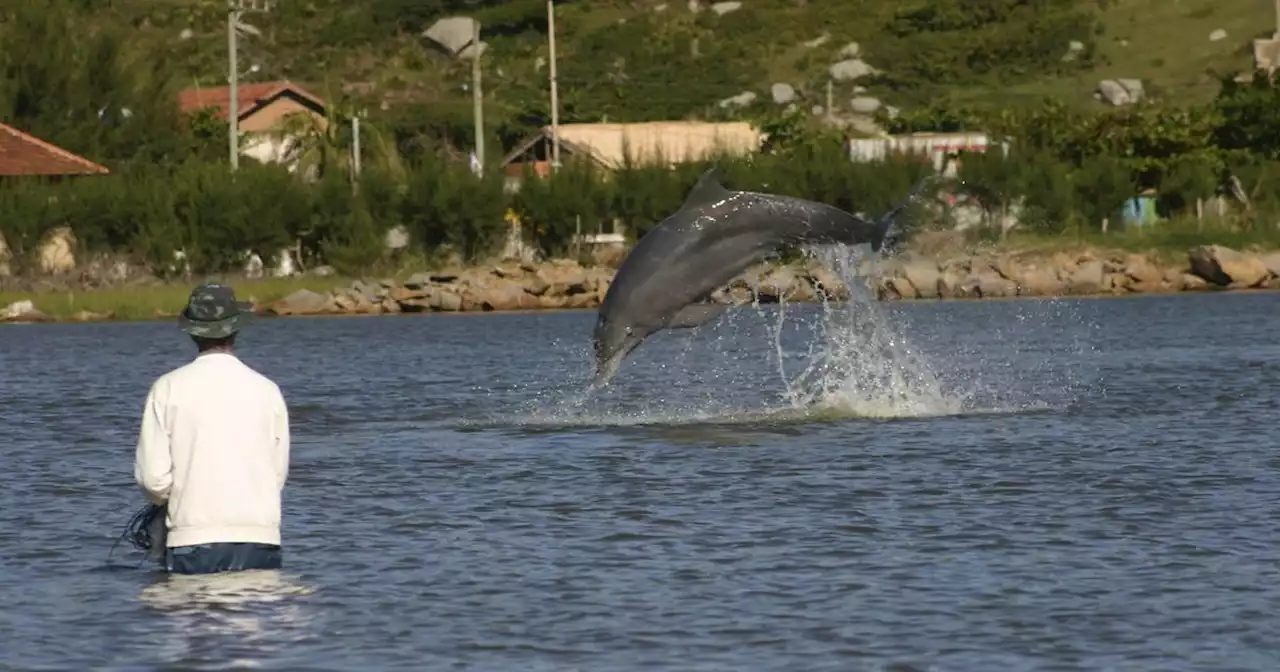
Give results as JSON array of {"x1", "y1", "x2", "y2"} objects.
[
  {"x1": 226, "y1": 1, "x2": 265, "y2": 172},
  {"x1": 228, "y1": 1, "x2": 240, "y2": 171},
  {"x1": 548, "y1": 0, "x2": 560, "y2": 171}
]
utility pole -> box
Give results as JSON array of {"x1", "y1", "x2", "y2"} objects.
[
  {"x1": 228, "y1": 1, "x2": 240, "y2": 172},
  {"x1": 352, "y1": 112, "x2": 361, "y2": 179},
  {"x1": 472, "y1": 20, "x2": 484, "y2": 175},
  {"x1": 548, "y1": 0, "x2": 560, "y2": 171}
]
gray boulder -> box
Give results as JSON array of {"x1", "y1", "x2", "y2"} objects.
[
  {"x1": 771, "y1": 83, "x2": 796, "y2": 104},
  {"x1": 829, "y1": 58, "x2": 878, "y2": 82},
  {"x1": 803, "y1": 33, "x2": 830, "y2": 48},
  {"x1": 718, "y1": 91, "x2": 757, "y2": 108},
  {"x1": 1097, "y1": 78, "x2": 1144, "y2": 106},
  {"x1": 710, "y1": 1, "x2": 741, "y2": 15},
  {"x1": 1068, "y1": 260, "x2": 1105, "y2": 294},
  {"x1": 849, "y1": 96, "x2": 881, "y2": 114},
  {"x1": 423, "y1": 17, "x2": 479, "y2": 56},
  {"x1": 1118, "y1": 78, "x2": 1144, "y2": 102},
  {"x1": 267, "y1": 289, "x2": 331, "y2": 316},
  {"x1": 1097, "y1": 79, "x2": 1130, "y2": 105}
]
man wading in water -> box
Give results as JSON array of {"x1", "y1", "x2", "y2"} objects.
[{"x1": 133, "y1": 283, "x2": 291, "y2": 574}]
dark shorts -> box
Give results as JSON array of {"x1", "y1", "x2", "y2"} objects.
[{"x1": 164, "y1": 542, "x2": 283, "y2": 575}]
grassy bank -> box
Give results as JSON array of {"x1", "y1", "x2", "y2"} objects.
[
  {"x1": 936, "y1": 217, "x2": 1280, "y2": 266},
  {"x1": 0, "y1": 276, "x2": 356, "y2": 322}
]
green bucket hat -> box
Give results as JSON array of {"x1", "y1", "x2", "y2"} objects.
[{"x1": 177, "y1": 282, "x2": 254, "y2": 339}]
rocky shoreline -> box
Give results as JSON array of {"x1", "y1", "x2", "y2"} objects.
[
  {"x1": 3, "y1": 244, "x2": 1278, "y2": 324},
  {"x1": 875, "y1": 243, "x2": 1280, "y2": 300}
]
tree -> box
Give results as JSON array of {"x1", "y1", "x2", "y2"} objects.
[
  {"x1": 0, "y1": 0, "x2": 204, "y2": 168},
  {"x1": 1214, "y1": 71, "x2": 1280, "y2": 161},
  {"x1": 1072, "y1": 154, "x2": 1134, "y2": 232},
  {"x1": 956, "y1": 146, "x2": 1022, "y2": 237},
  {"x1": 277, "y1": 84, "x2": 408, "y2": 184},
  {"x1": 1160, "y1": 153, "x2": 1221, "y2": 223}
]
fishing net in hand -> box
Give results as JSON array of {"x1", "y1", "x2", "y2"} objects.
[{"x1": 109, "y1": 502, "x2": 168, "y2": 567}]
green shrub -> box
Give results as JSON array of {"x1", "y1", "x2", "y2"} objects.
[{"x1": 8, "y1": 64, "x2": 1280, "y2": 279}]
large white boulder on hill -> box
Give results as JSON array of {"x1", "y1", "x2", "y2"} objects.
[
  {"x1": 1096, "y1": 78, "x2": 1144, "y2": 106},
  {"x1": 771, "y1": 83, "x2": 796, "y2": 104},
  {"x1": 829, "y1": 58, "x2": 879, "y2": 82},
  {"x1": 423, "y1": 17, "x2": 479, "y2": 55},
  {"x1": 719, "y1": 91, "x2": 757, "y2": 108}
]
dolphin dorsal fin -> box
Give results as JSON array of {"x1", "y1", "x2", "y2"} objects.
[{"x1": 681, "y1": 168, "x2": 733, "y2": 210}]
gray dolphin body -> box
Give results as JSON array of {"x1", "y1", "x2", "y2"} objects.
[{"x1": 590, "y1": 168, "x2": 905, "y2": 387}]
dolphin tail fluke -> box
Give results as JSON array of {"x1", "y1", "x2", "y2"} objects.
[
  {"x1": 874, "y1": 207, "x2": 905, "y2": 254},
  {"x1": 874, "y1": 174, "x2": 947, "y2": 253}
]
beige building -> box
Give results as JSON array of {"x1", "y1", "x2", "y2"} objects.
[
  {"x1": 177, "y1": 80, "x2": 328, "y2": 169},
  {"x1": 501, "y1": 121, "x2": 765, "y2": 181}
]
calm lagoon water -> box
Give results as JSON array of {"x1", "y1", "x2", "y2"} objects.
[{"x1": 3, "y1": 288, "x2": 1280, "y2": 671}]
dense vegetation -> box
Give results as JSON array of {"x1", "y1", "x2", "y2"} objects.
[
  {"x1": 2, "y1": 0, "x2": 1280, "y2": 280},
  {"x1": 11, "y1": 0, "x2": 1269, "y2": 148}
]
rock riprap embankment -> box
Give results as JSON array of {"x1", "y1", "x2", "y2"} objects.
[
  {"x1": 4, "y1": 245, "x2": 1280, "y2": 323},
  {"x1": 264, "y1": 260, "x2": 616, "y2": 316},
  {"x1": 260, "y1": 245, "x2": 1280, "y2": 317}
]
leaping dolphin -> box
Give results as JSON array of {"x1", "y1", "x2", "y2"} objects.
[{"x1": 589, "y1": 168, "x2": 924, "y2": 387}]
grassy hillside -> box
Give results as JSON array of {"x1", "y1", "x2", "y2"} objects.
[
  {"x1": 24, "y1": 0, "x2": 1280, "y2": 149},
  {"x1": 968, "y1": 0, "x2": 1274, "y2": 107}
]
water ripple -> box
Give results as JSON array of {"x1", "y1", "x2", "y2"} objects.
[{"x1": 3, "y1": 292, "x2": 1280, "y2": 670}]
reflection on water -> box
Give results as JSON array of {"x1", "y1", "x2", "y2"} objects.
[{"x1": 137, "y1": 570, "x2": 318, "y2": 668}]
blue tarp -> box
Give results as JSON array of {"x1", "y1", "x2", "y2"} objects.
[{"x1": 1122, "y1": 196, "x2": 1158, "y2": 227}]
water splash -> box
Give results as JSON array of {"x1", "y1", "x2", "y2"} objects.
[
  {"x1": 770, "y1": 244, "x2": 964, "y2": 419},
  {"x1": 754, "y1": 174, "x2": 970, "y2": 419},
  {"x1": 488, "y1": 268, "x2": 1095, "y2": 430}
]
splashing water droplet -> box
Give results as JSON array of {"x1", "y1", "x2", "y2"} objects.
[{"x1": 772, "y1": 243, "x2": 963, "y2": 419}]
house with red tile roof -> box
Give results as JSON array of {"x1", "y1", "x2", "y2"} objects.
[
  {"x1": 0, "y1": 123, "x2": 109, "y2": 177},
  {"x1": 177, "y1": 79, "x2": 329, "y2": 167}
]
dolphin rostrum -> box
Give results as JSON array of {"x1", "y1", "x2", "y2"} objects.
[{"x1": 589, "y1": 167, "x2": 920, "y2": 387}]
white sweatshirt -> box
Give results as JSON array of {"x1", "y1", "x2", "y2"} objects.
[{"x1": 134, "y1": 351, "x2": 290, "y2": 548}]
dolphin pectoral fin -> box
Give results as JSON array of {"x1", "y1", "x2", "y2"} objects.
[
  {"x1": 680, "y1": 168, "x2": 734, "y2": 210},
  {"x1": 666, "y1": 302, "x2": 730, "y2": 330}
]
